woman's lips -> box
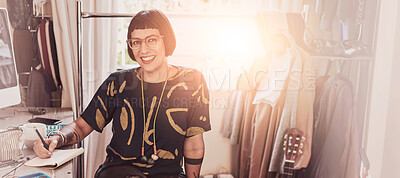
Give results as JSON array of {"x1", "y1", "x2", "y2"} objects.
[{"x1": 141, "y1": 55, "x2": 156, "y2": 64}]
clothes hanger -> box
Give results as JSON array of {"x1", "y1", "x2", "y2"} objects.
[{"x1": 336, "y1": 59, "x2": 345, "y2": 74}]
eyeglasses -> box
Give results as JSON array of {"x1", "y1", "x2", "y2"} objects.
[{"x1": 126, "y1": 35, "x2": 164, "y2": 50}]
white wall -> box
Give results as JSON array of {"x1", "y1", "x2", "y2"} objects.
[
  {"x1": 379, "y1": 1, "x2": 400, "y2": 177},
  {"x1": 367, "y1": 0, "x2": 400, "y2": 177},
  {"x1": 202, "y1": 91, "x2": 233, "y2": 175},
  {"x1": 0, "y1": 1, "x2": 5, "y2": 8}
]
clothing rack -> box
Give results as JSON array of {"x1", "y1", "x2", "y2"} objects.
[
  {"x1": 81, "y1": 12, "x2": 134, "y2": 18},
  {"x1": 310, "y1": 55, "x2": 374, "y2": 61},
  {"x1": 76, "y1": 1, "x2": 136, "y2": 116},
  {"x1": 310, "y1": 52, "x2": 375, "y2": 175}
]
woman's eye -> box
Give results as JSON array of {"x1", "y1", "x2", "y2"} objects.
[
  {"x1": 147, "y1": 38, "x2": 157, "y2": 43},
  {"x1": 132, "y1": 41, "x2": 141, "y2": 45}
]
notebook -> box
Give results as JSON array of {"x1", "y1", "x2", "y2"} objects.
[{"x1": 24, "y1": 148, "x2": 84, "y2": 169}]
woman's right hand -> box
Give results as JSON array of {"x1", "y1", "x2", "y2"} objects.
[{"x1": 32, "y1": 137, "x2": 58, "y2": 159}]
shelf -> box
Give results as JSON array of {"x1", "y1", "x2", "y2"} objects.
[{"x1": 310, "y1": 55, "x2": 374, "y2": 61}]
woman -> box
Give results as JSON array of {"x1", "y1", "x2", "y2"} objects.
[{"x1": 33, "y1": 9, "x2": 211, "y2": 178}]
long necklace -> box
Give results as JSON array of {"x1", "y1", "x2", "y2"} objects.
[{"x1": 140, "y1": 68, "x2": 169, "y2": 165}]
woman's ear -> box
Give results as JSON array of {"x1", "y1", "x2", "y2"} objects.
[{"x1": 127, "y1": 44, "x2": 136, "y2": 61}]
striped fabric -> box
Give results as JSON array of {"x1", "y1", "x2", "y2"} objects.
[{"x1": 37, "y1": 18, "x2": 60, "y2": 88}]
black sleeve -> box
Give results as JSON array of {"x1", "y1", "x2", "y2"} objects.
[
  {"x1": 80, "y1": 73, "x2": 120, "y2": 132},
  {"x1": 186, "y1": 71, "x2": 211, "y2": 137}
]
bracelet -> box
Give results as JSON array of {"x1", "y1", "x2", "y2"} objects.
[
  {"x1": 184, "y1": 157, "x2": 203, "y2": 165},
  {"x1": 48, "y1": 130, "x2": 65, "y2": 146}
]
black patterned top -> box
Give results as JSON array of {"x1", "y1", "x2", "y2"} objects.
[{"x1": 81, "y1": 66, "x2": 211, "y2": 175}]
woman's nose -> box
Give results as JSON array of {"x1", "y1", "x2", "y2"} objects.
[{"x1": 140, "y1": 43, "x2": 150, "y2": 53}]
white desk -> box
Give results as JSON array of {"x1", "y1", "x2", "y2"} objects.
[{"x1": 0, "y1": 107, "x2": 75, "y2": 178}]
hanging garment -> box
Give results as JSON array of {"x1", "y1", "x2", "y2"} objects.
[
  {"x1": 233, "y1": 48, "x2": 273, "y2": 178},
  {"x1": 269, "y1": 46, "x2": 315, "y2": 173},
  {"x1": 336, "y1": 0, "x2": 352, "y2": 22},
  {"x1": 37, "y1": 18, "x2": 60, "y2": 88},
  {"x1": 12, "y1": 30, "x2": 34, "y2": 73},
  {"x1": 286, "y1": 13, "x2": 308, "y2": 51},
  {"x1": 252, "y1": 31, "x2": 315, "y2": 174},
  {"x1": 248, "y1": 97, "x2": 285, "y2": 178},
  {"x1": 29, "y1": 22, "x2": 59, "y2": 97},
  {"x1": 236, "y1": 89, "x2": 258, "y2": 178},
  {"x1": 307, "y1": 74, "x2": 361, "y2": 178},
  {"x1": 26, "y1": 69, "x2": 51, "y2": 107},
  {"x1": 229, "y1": 30, "x2": 315, "y2": 177},
  {"x1": 32, "y1": 24, "x2": 42, "y2": 69},
  {"x1": 253, "y1": 51, "x2": 292, "y2": 107},
  {"x1": 221, "y1": 90, "x2": 246, "y2": 144},
  {"x1": 221, "y1": 91, "x2": 236, "y2": 138},
  {"x1": 47, "y1": 20, "x2": 61, "y2": 87},
  {"x1": 235, "y1": 57, "x2": 271, "y2": 178},
  {"x1": 320, "y1": 0, "x2": 339, "y2": 31},
  {"x1": 249, "y1": 48, "x2": 296, "y2": 178},
  {"x1": 6, "y1": 0, "x2": 40, "y2": 30}
]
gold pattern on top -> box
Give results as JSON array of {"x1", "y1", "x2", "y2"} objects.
[
  {"x1": 168, "y1": 69, "x2": 194, "y2": 80},
  {"x1": 110, "y1": 81, "x2": 115, "y2": 96},
  {"x1": 175, "y1": 149, "x2": 178, "y2": 156},
  {"x1": 192, "y1": 83, "x2": 209, "y2": 104},
  {"x1": 119, "y1": 81, "x2": 126, "y2": 93},
  {"x1": 120, "y1": 107, "x2": 128, "y2": 130},
  {"x1": 109, "y1": 146, "x2": 137, "y2": 160},
  {"x1": 144, "y1": 129, "x2": 155, "y2": 145},
  {"x1": 143, "y1": 96, "x2": 157, "y2": 145},
  {"x1": 96, "y1": 109, "x2": 105, "y2": 130},
  {"x1": 107, "y1": 83, "x2": 110, "y2": 96},
  {"x1": 97, "y1": 96, "x2": 108, "y2": 118},
  {"x1": 132, "y1": 162, "x2": 153, "y2": 168},
  {"x1": 186, "y1": 127, "x2": 205, "y2": 137},
  {"x1": 157, "y1": 149, "x2": 175, "y2": 159},
  {"x1": 167, "y1": 82, "x2": 188, "y2": 99},
  {"x1": 199, "y1": 116, "x2": 207, "y2": 121},
  {"x1": 124, "y1": 99, "x2": 135, "y2": 145},
  {"x1": 166, "y1": 108, "x2": 188, "y2": 135}
]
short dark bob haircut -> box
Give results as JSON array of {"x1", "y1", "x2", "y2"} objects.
[{"x1": 127, "y1": 9, "x2": 176, "y2": 61}]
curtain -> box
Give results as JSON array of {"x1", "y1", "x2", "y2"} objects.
[
  {"x1": 50, "y1": 1, "x2": 79, "y2": 177},
  {"x1": 81, "y1": 1, "x2": 119, "y2": 178},
  {"x1": 51, "y1": 0, "x2": 119, "y2": 177},
  {"x1": 50, "y1": 0, "x2": 78, "y2": 113}
]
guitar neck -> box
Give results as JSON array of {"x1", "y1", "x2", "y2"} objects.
[{"x1": 283, "y1": 160, "x2": 295, "y2": 178}]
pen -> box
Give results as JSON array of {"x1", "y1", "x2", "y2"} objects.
[{"x1": 34, "y1": 127, "x2": 49, "y2": 150}]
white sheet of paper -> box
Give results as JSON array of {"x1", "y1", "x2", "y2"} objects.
[{"x1": 25, "y1": 148, "x2": 84, "y2": 169}]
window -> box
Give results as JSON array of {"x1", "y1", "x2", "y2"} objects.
[{"x1": 116, "y1": 0, "x2": 266, "y2": 90}]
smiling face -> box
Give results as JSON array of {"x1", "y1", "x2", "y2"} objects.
[{"x1": 131, "y1": 28, "x2": 167, "y2": 74}]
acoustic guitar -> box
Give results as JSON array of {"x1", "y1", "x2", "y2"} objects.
[{"x1": 282, "y1": 128, "x2": 305, "y2": 178}]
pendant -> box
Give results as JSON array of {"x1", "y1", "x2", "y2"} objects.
[
  {"x1": 139, "y1": 155, "x2": 148, "y2": 164},
  {"x1": 151, "y1": 154, "x2": 159, "y2": 161},
  {"x1": 148, "y1": 158, "x2": 155, "y2": 165}
]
